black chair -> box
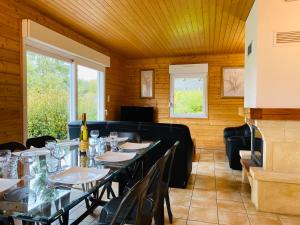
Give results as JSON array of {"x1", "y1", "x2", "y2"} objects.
[
  {"x1": 26, "y1": 135, "x2": 56, "y2": 148},
  {"x1": 224, "y1": 124, "x2": 251, "y2": 170},
  {"x1": 96, "y1": 155, "x2": 164, "y2": 225},
  {"x1": 96, "y1": 145, "x2": 174, "y2": 225},
  {"x1": 0, "y1": 215, "x2": 14, "y2": 225},
  {"x1": 117, "y1": 132, "x2": 141, "y2": 143},
  {"x1": 0, "y1": 142, "x2": 27, "y2": 152},
  {"x1": 161, "y1": 141, "x2": 179, "y2": 224},
  {"x1": 105, "y1": 132, "x2": 141, "y2": 198}
]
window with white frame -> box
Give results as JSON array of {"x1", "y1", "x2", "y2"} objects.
[
  {"x1": 23, "y1": 19, "x2": 109, "y2": 140},
  {"x1": 169, "y1": 64, "x2": 208, "y2": 118},
  {"x1": 26, "y1": 49, "x2": 105, "y2": 139}
]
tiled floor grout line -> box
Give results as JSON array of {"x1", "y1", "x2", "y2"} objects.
[{"x1": 214, "y1": 151, "x2": 220, "y2": 225}]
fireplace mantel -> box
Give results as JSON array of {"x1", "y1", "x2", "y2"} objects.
[{"x1": 239, "y1": 108, "x2": 300, "y2": 120}]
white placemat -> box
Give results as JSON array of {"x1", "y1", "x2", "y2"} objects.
[
  {"x1": 94, "y1": 151, "x2": 136, "y2": 163},
  {"x1": 48, "y1": 167, "x2": 110, "y2": 185},
  {"x1": 0, "y1": 178, "x2": 21, "y2": 193},
  {"x1": 119, "y1": 142, "x2": 150, "y2": 150}
]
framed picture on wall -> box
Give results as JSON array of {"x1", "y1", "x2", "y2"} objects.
[
  {"x1": 221, "y1": 67, "x2": 244, "y2": 98},
  {"x1": 140, "y1": 69, "x2": 154, "y2": 98}
]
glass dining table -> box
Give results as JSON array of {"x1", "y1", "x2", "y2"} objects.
[{"x1": 0, "y1": 140, "x2": 161, "y2": 225}]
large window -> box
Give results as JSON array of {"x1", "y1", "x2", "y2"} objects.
[
  {"x1": 26, "y1": 49, "x2": 105, "y2": 140},
  {"x1": 170, "y1": 73, "x2": 208, "y2": 118}
]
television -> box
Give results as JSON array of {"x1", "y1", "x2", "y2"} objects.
[{"x1": 120, "y1": 106, "x2": 154, "y2": 122}]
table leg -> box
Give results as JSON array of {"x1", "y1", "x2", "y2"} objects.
[{"x1": 62, "y1": 211, "x2": 69, "y2": 225}]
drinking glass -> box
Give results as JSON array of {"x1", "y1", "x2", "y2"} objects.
[
  {"x1": 5, "y1": 155, "x2": 19, "y2": 178},
  {"x1": 52, "y1": 146, "x2": 66, "y2": 171},
  {"x1": 20, "y1": 151, "x2": 36, "y2": 180},
  {"x1": 98, "y1": 136, "x2": 107, "y2": 155},
  {"x1": 0, "y1": 150, "x2": 11, "y2": 178},
  {"x1": 90, "y1": 130, "x2": 99, "y2": 139},
  {"x1": 45, "y1": 140, "x2": 57, "y2": 156},
  {"x1": 109, "y1": 132, "x2": 118, "y2": 151},
  {"x1": 109, "y1": 131, "x2": 118, "y2": 139},
  {"x1": 87, "y1": 138, "x2": 96, "y2": 158},
  {"x1": 46, "y1": 158, "x2": 59, "y2": 174}
]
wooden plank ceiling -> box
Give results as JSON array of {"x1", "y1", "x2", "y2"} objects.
[{"x1": 24, "y1": 0, "x2": 254, "y2": 58}]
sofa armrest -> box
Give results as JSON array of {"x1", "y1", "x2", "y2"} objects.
[{"x1": 226, "y1": 136, "x2": 251, "y2": 170}]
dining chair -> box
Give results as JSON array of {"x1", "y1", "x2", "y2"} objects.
[
  {"x1": 25, "y1": 135, "x2": 56, "y2": 148},
  {"x1": 95, "y1": 155, "x2": 164, "y2": 225},
  {"x1": 105, "y1": 131, "x2": 141, "y2": 199},
  {"x1": 158, "y1": 141, "x2": 180, "y2": 224},
  {"x1": 0, "y1": 215, "x2": 14, "y2": 225},
  {"x1": 0, "y1": 142, "x2": 27, "y2": 152},
  {"x1": 96, "y1": 145, "x2": 174, "y2": 225},
  {"x1": 117, "y1": 132, "x2": 141, "y2": 143}
]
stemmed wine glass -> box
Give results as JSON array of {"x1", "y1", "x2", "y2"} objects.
[
  {"x1": 20, "y1": 151, "x2": 36, "y2": 180},
  {"x1": 45, "y1": 140, "x2": 57, "y2": 156},
  {"x1": 52, "y1": 146, "x2": 66, "y2": 171},
  {"x1": 90, "y1": 130, "x2": 99, "y2": 140}
]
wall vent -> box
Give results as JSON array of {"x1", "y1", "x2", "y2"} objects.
[{"x1": 274, "y1": 31, "x2": 300, "y2": 46}]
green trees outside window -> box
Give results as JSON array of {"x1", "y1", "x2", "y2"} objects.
[
  {"x1": 27, "y1": 51, "x2": 100, "y2": 140},
  {"x1": 27, "y1": 51, "x2": 71, "y2": 139}
]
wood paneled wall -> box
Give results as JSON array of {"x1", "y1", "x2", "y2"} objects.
[
  {"x1": 0, "y1": 0, "x2": 245, "y2": 149},
  {"x1": 0, "y1": 0, "x2": 126, "y2": 143},
  {"x1": 125, "y1": 54, "x2": 244, "y2": 149}
]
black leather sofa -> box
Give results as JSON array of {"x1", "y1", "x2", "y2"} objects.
[
  {"x1": 223, "y1": 124, "x2": 251, "y2": 170},
  {"x1": 68, "y1": 121, "x2": 194, "y2": 188}
]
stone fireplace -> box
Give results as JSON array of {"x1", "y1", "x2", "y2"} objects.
[
  {"x1": 242, "y1": 0, "x2": 300, "y2": 216},
  {"x1": 246, "y1": 118, "x2": 300, "y2": 215}
]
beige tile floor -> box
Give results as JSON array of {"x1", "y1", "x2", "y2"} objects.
[
  {"x1": 167, "y1": 149, "x2": 300, "y2": 225},
  {"x1": 16, "y1": 149, "x2": 300, "y2": 225}
]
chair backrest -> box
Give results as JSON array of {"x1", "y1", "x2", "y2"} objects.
[
  {"x1": 162, "y1": 141, "x2": 179, "y2": 187},
  {"x1": 0, "y1": 142, "x2": 27, "y2": 152},
  {"x1": 26, "y1": 135, "x2": 56, "y2": 148},
  {"x1": 149, "y1": 144, "x2": 177, "y2": 211},
  {"x1": 117, "y1": 132, "x2": 141, "y2": 143},
  {"x1": 108, "y1": 143, "x2": 178, "y2": 225},
  {"x1": 0, "y1": 216, "x2": 14, "y2": 225},
  {"x1": 109, "y1": 157, "x2": 163, "y2": 225}
]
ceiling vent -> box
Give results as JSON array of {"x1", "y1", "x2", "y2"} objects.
[{"x1": 274, "y1": 31, "x2": 300, "y2": 46}]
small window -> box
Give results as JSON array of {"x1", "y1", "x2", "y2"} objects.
[{"x1": 170, "y1": 73, "x2": 208, "y2": 118}]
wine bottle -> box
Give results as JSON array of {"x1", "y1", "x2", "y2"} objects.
[{"x1": 79, "y1": 113, "x2": 89, "y2": 152}]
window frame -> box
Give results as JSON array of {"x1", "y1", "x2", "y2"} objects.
[
  {"x1": 24, "y1": 44, "x2": 106, "y2": 139},
  {"x1": 169, "y1": 73, "x2": 208, "y2": 118}
]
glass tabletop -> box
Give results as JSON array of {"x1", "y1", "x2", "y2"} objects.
[{"x1": 0, "y1": 140, "x2": 160, "y2": 223}]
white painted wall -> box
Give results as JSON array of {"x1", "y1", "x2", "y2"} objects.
[
  {"x1": 244, "y1": 0, "x2": 300, "y2": 108},
  {"x1": 244, "y1": 0, "x2": 258, "y2": 108}
]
